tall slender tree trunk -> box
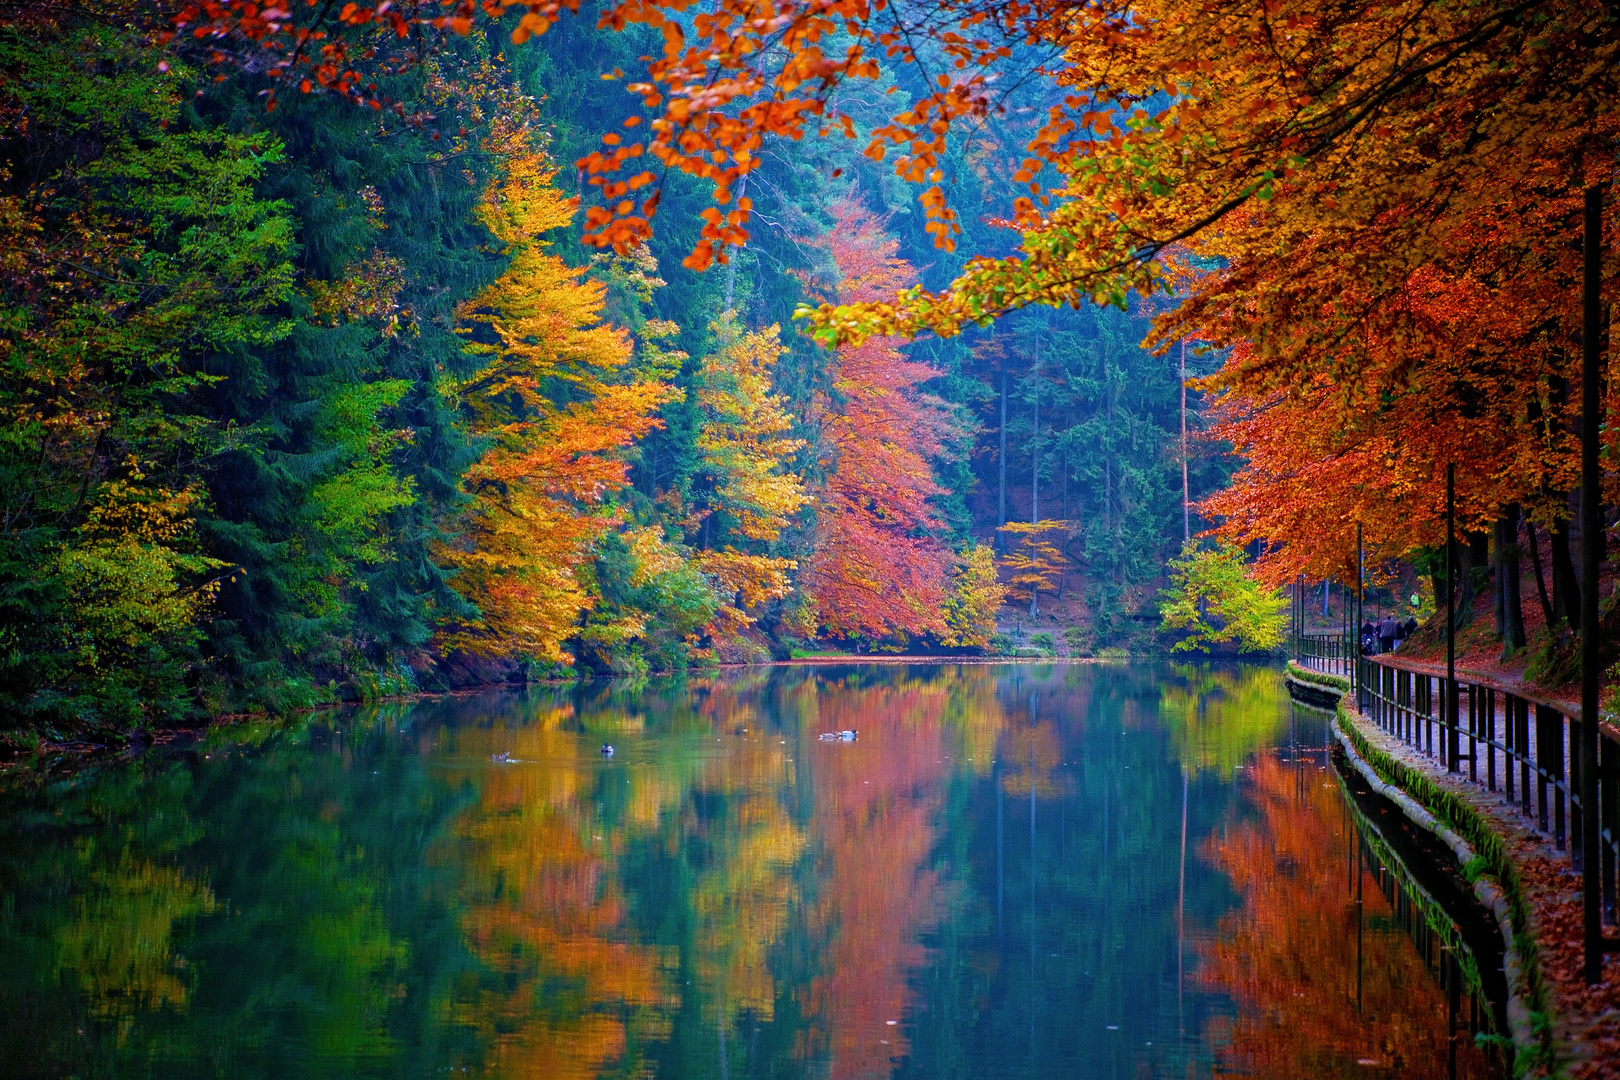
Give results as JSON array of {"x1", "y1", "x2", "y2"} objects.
[
  {"x1": 1103, "y1": 357, "x2": 1113, "y2": 568},
  {"x1": 722, "y1": 174, "x2": 747, "y2": 313},
  {"x1": 1495, "y1": 506, "x2": 1527, "y2": 652},
  {"x1": 1456, "y1": 530, "x2": 1488, "y2": 626},
  {"x1": 1180, "y1": 340, "x2": 1189, "y2": 545},
  {"x1": 1029, "y1": 344, "x2": 1040, "y2": 618},
  {"x1": 1527, "y1": 518, "x2": 1555, "y2": 627},
  {"x1": 997, "y1": 359, "x2": 1008, "y2": 551},
  {"x1": 1030, "y1": 335, "x2": 1040, "y2": 528},
  {"x1": 1551, "y1": 505, "x2": 1581, "y2": 625}
]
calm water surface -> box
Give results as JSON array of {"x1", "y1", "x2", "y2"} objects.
[{"x1": 0, "y1": 663, "x2": 1497, "y2": 1079}]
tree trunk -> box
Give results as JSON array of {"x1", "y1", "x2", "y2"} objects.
[
  {"x1": 1550, "y1": 507, "x2": 1581, "y2": 625},
  {"x1": 1180, "y1": 340, "x2": 1189, "y2": 545},
  {"x1": 997, "y1": 360, "x2": 1008, "y2": 551},
  {"x1": 1456, "y1": 530, "x2": 1488, "y2": 626},
  {"x1": 1526, "y1": 518, "x2": 1555, "y2": 627},
  {"x1": 1496, "y1": 505, "x2": 1527, "y2": 653},
  {"x1": 1493, "y1": 518, "x2": 1506, "y2": 636}
]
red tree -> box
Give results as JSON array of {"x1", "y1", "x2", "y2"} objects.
[{"x1": 801, "y1": 201, "x2": 955, "y2": 645}]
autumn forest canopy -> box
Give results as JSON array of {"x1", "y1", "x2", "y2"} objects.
[{"x1": 2, "y1": 0, "x2": 1617, "y2": 732}]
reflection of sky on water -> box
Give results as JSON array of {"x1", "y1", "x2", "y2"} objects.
[{"x1": 0, "y1": 663, "x2": 1495, "y2": 1079}]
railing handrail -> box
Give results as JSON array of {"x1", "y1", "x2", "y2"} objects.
[
  {"x1": 1344, "y1": 652, "x2": 1620, "y2": 892},
  {"x1": 1364, "y1": 651, "x2": 1620, "y2": 740}
]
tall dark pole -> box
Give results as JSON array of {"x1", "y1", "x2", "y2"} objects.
[
  {"x1": 1446, "y1": 463, "x2": 1457, "y2": 773},
  {"x1": 1581, "y1": 185, "x2": 1604, "y2": 984},
  {"x1": 1356, "y1": 524, "x2": 1363, "y2": 693},
  {"x1": 1180, "y1": 340, "x2": 1190, "y2": 545}
]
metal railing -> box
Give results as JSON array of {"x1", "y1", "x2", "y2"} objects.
[
  {"x1": 1353, "y1": 652, "x2": 1619, "y2": 925},
  {"x1": 1297, "y1": 632, "x2": 1354, "y2": 678}
]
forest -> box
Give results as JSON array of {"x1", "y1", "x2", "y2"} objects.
[{"x1": 2, "y1": 0, "x2": 1617, "y2": 738}]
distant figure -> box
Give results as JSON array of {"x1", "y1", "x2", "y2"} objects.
[
  {"x1": 1392, "y1": 618, "x2": 1409, "y2": 649},
  {"x1": 601, "y1": 744, "x2": 614, "y2": 757},
  {"x1": 1378, "y1": 615, "x2": 1397, "y2": 653},
  {"x1": 1360, "y1": 621, "x2": 1378, "y2": 655}
]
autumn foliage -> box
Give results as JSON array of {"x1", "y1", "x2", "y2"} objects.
[
  {"x1": 438, "y1": 137, "x2": 674, "y2": 662},
  {"x1": 800, "y1": 202, "x2": 956, "y2": 645},
  {"x1": 996, "y1": 520, "x2": 1067, "y2": 617}
]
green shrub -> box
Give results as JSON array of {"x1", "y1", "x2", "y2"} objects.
[{"x1": 1063, "y1": 625, "x2": 1095, "y2": 657}]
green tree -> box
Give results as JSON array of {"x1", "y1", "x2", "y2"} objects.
[{"x1": 1158, "y1": 541, "x2": 1288, "y2": 654}]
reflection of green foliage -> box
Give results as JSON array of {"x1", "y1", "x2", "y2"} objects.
[
  {"x1": 1159, "y1": 663, "x2": 1291, "y2": 775},
  {"x1": 0, "y1": 707, "x2": 465, "y2": 1079},
  {"x1": 1159, "y1": 541, "x2": 1289, "y2": 654},
  {"x1": 54, "y1": 852, "x2": 217, "y2": 1022}
]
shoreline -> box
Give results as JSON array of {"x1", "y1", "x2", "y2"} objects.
[{"x1": 3, "y1": 652, "x2": 1272, "y2": 776}]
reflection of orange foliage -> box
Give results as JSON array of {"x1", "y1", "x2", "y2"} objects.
[
  {"x1": 796, "y1": 676, "x2": 955, "y2": 1078},
  {"x1": 452, "y1": 743, "x2": 678, "y2": 1080},
  {"x1": 432, "y1": 667, "x2": 1016, "y2": 1080},
  {"x1": 997, "y1": 719, "x2": 1061, "y2": 799},
  {"x1": 1199, "y1": 755, "x2": 1491, "y2": 1078}
]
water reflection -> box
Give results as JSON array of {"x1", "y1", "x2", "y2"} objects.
[
  {"x1": 0, "y1": 663, "x2": 1498, "y2": 1079},
  {"x1": 1199, "y1": 731, "x2": 1496, "y2": 1078}
]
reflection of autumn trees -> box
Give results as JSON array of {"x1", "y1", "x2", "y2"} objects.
[
  {"x1": 54, "y1": 854, "x2": 216, "y2": 1026},
  {"x1": 1199, "y1": 754, "x2": 1491, "y2": 1078},
  {"x1": 444, "y1": 683, "x2": 810, "y2": 1077},
  {"x1": 8, "y1": 664, "x2": 1499, "y2": 1080},
  {"x1": 688, "y1": 678, "x2": 805, "y2": 1027},
  {"x1": 795, "y1": 673, "x2": 962, "y2": 1077},
  {"x1": 449, "y1": 741, "x2": 680, "y2": 1079},
  {"x1": 1158, "y1": 663, "x2": 1293, "y2": 776}
]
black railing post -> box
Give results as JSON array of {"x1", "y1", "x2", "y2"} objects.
[
  {"x1": 1486, "y1": 688, "x2": 1496, "y2": 793},
  {"x1": 1468, "y1": 685, "x2": 1478, "y2": 783},
  {"x1": 1496, "y1": 702, "x2": 1509, "y2": 803},
  {"x1": 1602, "y1": 734, "x2": 1617, "y2": 926},
  {"x1": 1519, "y1": 701, "x2": 1532, "y2": 816}
]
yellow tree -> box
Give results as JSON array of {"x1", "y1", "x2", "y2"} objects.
[
  {"x1": 687, "y1": 319, "x2": 811, "y2": 652},
  {"x1": 438, "y1": 135, "x2": 675, "y2": 662},
  {"x1": 997, "y1": 521, "x2": 1068, "y2": 617},
  {"x1": 940, "y1": 543, "x2": 1007, "y2": 651}
]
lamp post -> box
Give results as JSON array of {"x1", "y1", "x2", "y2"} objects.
[
  {"x1": 1581, "y1": 185, "x2": 1607, "y2": 983},
  {"x1": 1446, "y1": 463, "x2": 1457, "y2": 773}
]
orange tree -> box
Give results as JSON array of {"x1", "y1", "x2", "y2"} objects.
[
  {"x1": 437, "y1": 130, "x2": 675, "y2": 663},
  {"x1": 798, "y1": 201, "x2": 956, "y2": 646},
  {"x1": 997, "y1": 520, "x2": 1066, "y2": 618}
]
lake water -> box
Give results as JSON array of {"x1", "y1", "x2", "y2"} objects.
[{"x1": 0, "y1": 663, "x2": 1500, "y2": 1079}]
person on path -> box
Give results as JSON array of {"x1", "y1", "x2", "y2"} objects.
[
  {"x1": 1391, "y1": 616, "x2": 1408, "y2": 650},
  {"x1": 1378, "y1": 615, "x2": 1397, "y2": 653}
]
